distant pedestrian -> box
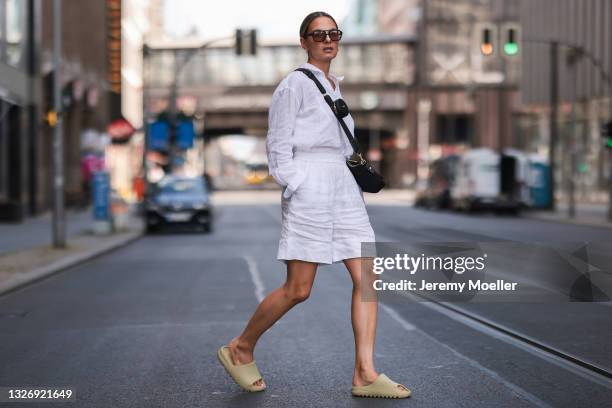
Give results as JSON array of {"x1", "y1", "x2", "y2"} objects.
[
  {"x1": 81, "y1": 153, "x2": 104, "y2": 208},
  {"x1": 217, "y1": 11, "x2": 411, "y2": 399}
]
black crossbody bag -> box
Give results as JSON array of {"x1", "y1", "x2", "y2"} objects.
[{"x1": 295, "y1": 68, "x2": 386, "y2": 193}]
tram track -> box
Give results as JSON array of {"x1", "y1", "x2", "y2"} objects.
[{"x1": 386, "y1": 284, "x2": 612, "y2": 385}]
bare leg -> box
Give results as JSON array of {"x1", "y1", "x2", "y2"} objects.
[
  {"x1": 227, "y1": 259, "x2": 318, "y2": 387},
  {"x1": 345, "y1": 258, "x2": 408, "y2": 395},
  {"x1": 344, "y1": 257, "x2": 380, "y2": 387}
]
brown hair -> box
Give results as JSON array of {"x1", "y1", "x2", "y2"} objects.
[{"x1": 299, "y1": 11, "x2": 338, "y2": 38}]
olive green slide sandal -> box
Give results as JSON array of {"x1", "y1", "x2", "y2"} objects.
[
  {"x1": 217, "y1": 346, "x2": 266, "y2": 392},
  {"x1": 351, "y1": 373, "x2": 411, "y2": 398}
]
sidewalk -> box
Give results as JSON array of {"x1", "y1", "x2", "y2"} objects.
[
  {"x1": 523, "y1": 201, "x2": 612, "y2": 229},
  {"x1": 0, "y1": 205, "x2": 144, "y2": 296},
  {"x1": 0, "y1": 206, "x2": 94, "y2": 256}
]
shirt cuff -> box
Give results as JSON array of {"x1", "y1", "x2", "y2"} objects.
[{"x1": 282, "y1": 167, "x2": 307, "y2": 199}]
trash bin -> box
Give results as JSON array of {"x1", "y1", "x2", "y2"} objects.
[{"x1": 111, "y1": 199, "x2": 130, "y2": 232}]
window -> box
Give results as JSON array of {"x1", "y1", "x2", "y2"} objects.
[
  {"x1": 434, "y1": 114, "x2": 474, "y2": 144},
  {"x1": 4, "y1": 0, "x2": 25, "y2": 67}
]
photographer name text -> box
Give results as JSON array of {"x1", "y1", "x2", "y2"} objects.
[{"x1": 373, "y1": 279, "x2": 518, "y2": 292}]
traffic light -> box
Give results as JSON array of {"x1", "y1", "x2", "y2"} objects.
[
  {"x1": 475, "y1": 23, "x2": 521, "y2": 57},
  {"x1": 602, "y1": 121, "x2": 612, "y2": 149},
  {"x1": 235, "y1": 29, "x2": 257, "y2": 56},
  {"x1": 481, "y1": 27, "x2": 494, "y2": 56},
  {"x1": 45, "y1": 110, "x2": 58, "y2": 127},
  {"x1": 502, "y1": 24, "x2": 520, "y2": 57},
  {"x1": 475, "y1": 24, "x2": 496, "y2": 56}
]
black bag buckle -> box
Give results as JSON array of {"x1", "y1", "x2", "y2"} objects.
[
  {"x1": 332, "y1": 98, "x2": 349, "y2": 118},
  {"x1": 347, "y1": 152, "x2": 366, "y2": 167}
]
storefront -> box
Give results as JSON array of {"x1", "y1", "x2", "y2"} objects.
[{"x1": 0, "y1": 0, "x2": 32, "y2": 222}]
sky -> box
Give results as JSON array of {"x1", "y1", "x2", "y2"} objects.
[{"x1": 164, "y1": 0, "x2": 352, "y2": 43}]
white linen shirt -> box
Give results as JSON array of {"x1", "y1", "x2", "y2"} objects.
[{"x1": 266, "y1": 62, "x2": 355, "y2": 199}]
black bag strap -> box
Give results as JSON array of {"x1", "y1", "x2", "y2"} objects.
[{"x1": 294, "y1": 68, "x2": 363, "y2": 157}]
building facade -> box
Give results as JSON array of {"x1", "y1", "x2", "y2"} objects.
[
  {"x1": 0, "y1": 0, "x2": 113, "y2": 222},
  {"x1": 410, "y1": 0, "x2": 522, "y2": 183},
  {"x1": 520, "y1": 0, "x2": 611, "y2": 201},
  {"x1": 39, "y1": 0, "x2": 111, "y2": 211},
  {"x1": 343, "y1": 0, "x2": 522, "y2": 185},
  {"x1": 0, "y1": 0, "x2": 39, "y2": 221}
]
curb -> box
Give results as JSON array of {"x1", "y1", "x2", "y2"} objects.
[
  {"x1": 0, "y1": 230, "x2": 144, "y2": 297},
  {"x1": 522, "y1": 212, "x2": 612, "y2": 230}
]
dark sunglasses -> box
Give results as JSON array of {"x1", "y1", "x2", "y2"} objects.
[{"x1": 304, "y1": 29, "x2": 343, "y2": 42}]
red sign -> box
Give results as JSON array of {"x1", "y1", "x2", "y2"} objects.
[{"x1": 107, "y1": 118, "x2": 135, "y2": 142}]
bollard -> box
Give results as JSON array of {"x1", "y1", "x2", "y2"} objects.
[{"x1": 111, "y1": 200, "x2": 130, "y2": 232}]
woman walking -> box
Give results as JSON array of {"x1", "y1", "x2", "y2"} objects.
[{"x1": 217, "y1": 11, "x2": 411, "y2": 399}]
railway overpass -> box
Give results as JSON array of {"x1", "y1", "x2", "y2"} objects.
[{"x1": 144, "y1": 35, "x2": 416, "y2": 187}]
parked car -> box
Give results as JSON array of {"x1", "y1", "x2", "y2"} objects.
[
  {"x1": 414, "y1": 155, "x2": 460, "y2": 210},
  {"x1": 145, "y1": 175, "x2": 213, "y2": 233}
]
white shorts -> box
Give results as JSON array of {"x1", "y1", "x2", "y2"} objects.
[{"x1": 277, "y1": 150, "x2": 376, "y2": 265}]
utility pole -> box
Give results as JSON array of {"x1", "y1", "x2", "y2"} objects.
[
  {"x1": 549, "y1": 42, "x2": 559, "y2": 211},
  {"x1": 608, "y1": 0, "x2": 612, "y2": 221},
  {"x1": 167, "y1": 49, "x2": 182, "y2": 172},
  {"x1": 567, "y1": 50, "x2": 579, "y2": 218},
  {"x1": 142, "y1": 44, "x2": 150, "y2": 198},
  {"x1": 498, "y1": 1, "x2": 507, "y2": 155},
  {"x1": 52, "y1": 0, "x2": 65, "y2": 248}
]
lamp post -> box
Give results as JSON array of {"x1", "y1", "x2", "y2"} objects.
[
  {"x1": 52, "y1": 0, "x2": 65, "y2": 248},
  {"x1": 142, "y1": 30, "x2": 257, "y2": 180},
  {"x1": 165, "y1": 40, "x2": 223, "y2": 174},
  {"x1": 566, "y1": 47, "x2": 582, "y2": 219}
]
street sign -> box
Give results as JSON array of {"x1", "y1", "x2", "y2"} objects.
[
  {"x1": 177, "y1": 120, "x2": 195, "y2": 149},
  {"x1": 148, "y1": 120, "x2": 170, "y2": 150},
  {"x1": 107, "y1": 117, "x2": 135, "y2": 144},
  {"x1": 92, "y1": 171, "x2": 110, "y2": 221}
]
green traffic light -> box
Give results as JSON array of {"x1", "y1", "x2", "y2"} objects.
[
  {"x1": 606, "y1": 138, "x2": 612, "y2": 148},
  {"x1": 504, "y1": 28, "x2": 519, "y2": 56},
  {"x1": 504, "y1": 42, "x2": 519, "y2": 56}
]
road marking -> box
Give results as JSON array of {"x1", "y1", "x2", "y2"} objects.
[
  {"x1": 243, "y1": 255, "x2": 265, "y2": 303},
  {"x1": 379, "y1": 302, "x2": 555, "y2": 408},
  {"x1": 379, "y1": 303, "x2": 415, "y2": 330}
]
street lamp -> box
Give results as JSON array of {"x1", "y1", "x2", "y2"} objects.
[
  {"x1": 142, "y1": 30, "x2": 258, "y2": 186},
  {"x1": 52, "y1": 0, "x2": 66, "y2": 248}
]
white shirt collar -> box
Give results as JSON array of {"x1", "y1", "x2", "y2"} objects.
[{"x1": 298, "y1": 62, "x2": 345, "y2": 83}]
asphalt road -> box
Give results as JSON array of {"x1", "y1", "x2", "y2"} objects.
[{"x1": 0, "y1": 192, "x2": 611, "y2": 407}]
